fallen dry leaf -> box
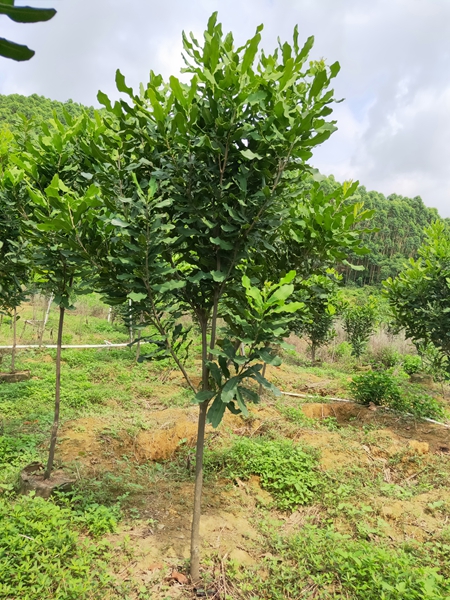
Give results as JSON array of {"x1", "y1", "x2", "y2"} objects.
[{"x1": 170, "y1": 570, "x2": 189, "y2": 585}]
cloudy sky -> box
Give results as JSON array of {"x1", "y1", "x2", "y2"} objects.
[{"x1": 1, "y1": 0, "x2": 449, "y2": 216}]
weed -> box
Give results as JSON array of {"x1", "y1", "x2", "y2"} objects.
[
  {"x1": 0, "y1": 494, "x2": 113, "y2": 599},
  {"x1": 227, "y1": 526, "x2": 450, "y2": 599},
  {"x1": 349, "y1": 371, "x2": 446, "y2": 420},
  {"x1": 205, "y1": 437, "x2": 321, "y2": 511}
]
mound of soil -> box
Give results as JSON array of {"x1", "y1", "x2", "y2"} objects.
[{"x1": 301, "y1": 402, "x2": 450, "y2": 453}]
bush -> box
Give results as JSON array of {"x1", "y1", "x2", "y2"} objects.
[
  {"x1": 343, "y1": 297, "x2": 378, "y2": 358},
  {"x1": 350, "y1": 371, "x2": 446, "y2": 420},
  {"x1": 370, "y1": 346, "x2": 401, "y2": 369},
  {"x1": 205, "y1": 437, "x2": 321, "y2": 511},
  {"x1": 402, "y1": 354, "x2": 422, "y2": 375},
  {"x1": 350, "y1": 371, "x2": 402, "y2": 406},
  {"x1": 334, "y1": 341, "x2": 353, "y2": 360}
]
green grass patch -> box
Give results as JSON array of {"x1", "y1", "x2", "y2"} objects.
[
  {"x1": 205, "y1": 437, "x2": 321, "y2": 511},
  {"x1": 229, "y1": 526, "x2": 450, "y2": 599}
]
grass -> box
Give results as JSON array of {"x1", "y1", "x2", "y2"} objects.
[{"x1": 0, "y1": 294, "x2": 449, "y2": 599}]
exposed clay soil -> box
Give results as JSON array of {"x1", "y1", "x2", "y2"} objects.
[
  {"x1": 300, "y1": 401, "x2": 450, "y2": 453},
  {"x1": 54, "y1": 388, "x2": 450, "y2": 598}
]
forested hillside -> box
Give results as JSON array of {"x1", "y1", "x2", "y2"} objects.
[
  {"x1": 313, "y1": 175, "x2": 443, "y2": 286},
  {"x1": 0, "y1": 93, "x2": 91, "y2": 128},
  {"x1": 0, "y1": 93, "x2": 444, "y2": 287}
]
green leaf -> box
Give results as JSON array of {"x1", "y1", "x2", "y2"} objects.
[
  {"x1": 170, "y1": 76, "x2": 188, "y2": 107},
  {"x1": 127, "y1": 292, "x2": 147, "y2": 302},
  {"x1": 279, "y1": 270, "x2": 296, "y2": 285},
  {"x1": 241, "y1": 29, "x2": 261, "y2": 73},
  {"x1": 153, "y1": 280, "x2": 186, "y2": 293},
  {"x1": 207, "y1": 395, "x2": 226, "y2": 428},
  {"x1": 240, "y1": 148, "x2": 263, "y2": 160},
  {"x1": 259, "y1": 349, "x2": 282, "y2": 366},
  {"x1": 97, "y1": 91, "x2": 112, "y2": 111},
  {"x1": 309, "y1": 69, "x2": 328, "y2": 99},
  {"x1": 253, "y1": 370, "x2": 281, "y2": 396},
  {"x1": 0, "y1": 5, "x2": 56, "y2": 23},
  {"x1": 221, "y1": 376, "x2": 240, "y2": 404},
  {"x1": 195, "y1": 390, "x2": 215, "y2": 403},
  {"x1": 210, "y1": 237, "x2": 233, "y2": 250},
  {"x1": 211, "y1": 270, "x2": 226, "y2": 282},
  {"x1": 0, "y1": 37, "x2": 34, "y2": 61},
  {"x1": 111, "y1": 218, "x2": 129, "y2": 228},
  {"x1": 235, "y1": 387, "x2": 249, "y2": 416},
  {"x1": 116, "y1": 69, "x2": 134, "y2": 97}
]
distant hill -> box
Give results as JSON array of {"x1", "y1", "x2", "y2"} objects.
[{"x1": 0, "y1": 93, "x2": 92, "y2": 128}]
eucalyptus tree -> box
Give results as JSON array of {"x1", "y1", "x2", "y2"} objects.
[
  {"x1": 90, "y1": 14, "x2": 373, "y2": 580},
  {"x1": 0, "y1": 1, "x2": 56, "y2": 61}
]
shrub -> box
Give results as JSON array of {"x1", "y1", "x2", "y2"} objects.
[
  {"x1": 402, "y1": 354, "x2": 422, "y2": 375},
  {"x1": 343, "y1": 297, "x2": 378, "y2": 358},
  {"x1": 334, "y1": 341, "x2": 353, "y2": 360},
  {"x1": 349, "y1": 371, "x2": 402, "y2": 406},
  {"x1": 350, "y1": 371, "x2": 446, "y2": 420},
  {"x1": 206, "y1": 437, "x2": 321, "y2": 511},
  {"x1": 370, "y1": 346, "x2": 401, "y2": 369}
]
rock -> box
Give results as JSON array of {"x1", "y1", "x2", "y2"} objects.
[
  {"x1": 19, "y1": 463, "x2": 75, "y2": 498},
  {"x1": 407, "y1": 440, "x2": 429, "y2": 455},
  {"x1": 0, "y1": 370, "x2": 31, "y2": 383}
]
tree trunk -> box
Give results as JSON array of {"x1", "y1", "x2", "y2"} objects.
[
  {"x1": 311, "y1": 342, "x2": 316, "y2": 363},
  {"x1": 39, "y1": 294, "x2": 53, "y2": 346},
  {"x1": 135, "y1": 314, "x2": 143, "y2": 362},
  {"x1": 128, "y1": 299, "x2": 133, "y2": 344},
  {"x1": 259, "y1": 362, "x2": 267, "y2": 396},
  {"x1": 190, "y1": 316, "x2": 210, "y2": 582},
  {"x1": 11, "y1": 307, "x2": 17, "y2": 373},
  {"x1": 190, "y1": 400, "x2": 208, "y2": 583},
  {"x1": 44, "y1": 305, "x2": 65, "y2": 480}
]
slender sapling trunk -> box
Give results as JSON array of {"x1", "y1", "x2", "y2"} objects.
[
  {"x1": 11, "y1": 307, "x2": 17, "y2": 373},
  {"x1": 190, "y1": 316, "x2": 210, "y2": 582},
  {"x1": 39, "y1": 293, "x2": 53, "y2": 346},
  {"x1": 44, "y1": 305, "x2": 65, "y2": 479}
]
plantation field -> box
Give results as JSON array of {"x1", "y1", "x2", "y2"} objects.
[{"x1": 1, "y1": 297, "x2": 450, "y2": 599}]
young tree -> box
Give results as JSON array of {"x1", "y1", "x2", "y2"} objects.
[
  {"x1": 24, "y1": 176, "x2": 100, "y2": 478},
  {"x1": 384, "y1": 221, "x2": 450, "y2": 372},
  {"x1": 343, "y1": 296, "x2": 378, "y2": 359},
  {"x1": 290, "y1": 271, "x2": 340, "y2": 362},
  {"x1": 87, "y1": 14, "x2": 374, "y2": 581},
  {"x1": 0, "y1": 1, "x2": 56, "y2": 61},
  {"x1": 0, "y1": 166, "x2": 30, "y2": 372}
]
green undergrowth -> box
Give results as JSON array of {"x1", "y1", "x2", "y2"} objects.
[
  {"x1": 228, "y1": 526, "x2": 450, "y2": 599},
  {"x1": 0, "y1": 494, "x2": 117, "y2": 600},
  {"x1": 0, "y1": 434, "x2": 42, "y2": 490},
  {"x1": 349, "y1": 371, "x2": 446, "y2": 420},
  {"x1": 205, "y1": 437, "x2": 322, "y2": 510}
]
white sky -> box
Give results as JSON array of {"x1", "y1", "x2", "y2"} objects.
[{"x1": 1, "y1": 0, "x2": 449, "y2": 216}]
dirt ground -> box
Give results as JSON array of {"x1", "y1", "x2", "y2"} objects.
[{"x1": 56, "y1": 389, "x2": 450, "y2": 598}]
